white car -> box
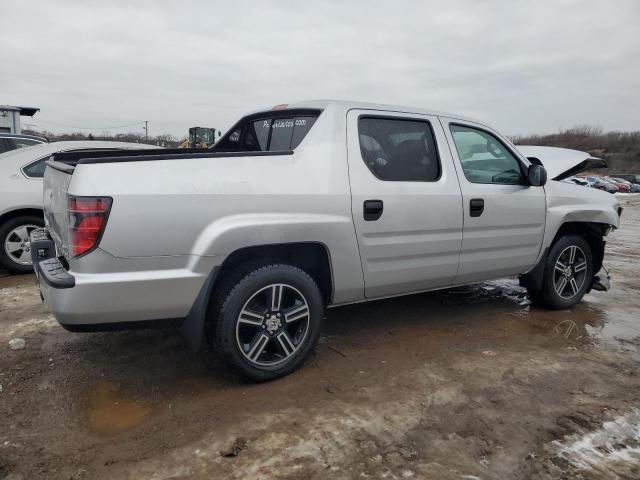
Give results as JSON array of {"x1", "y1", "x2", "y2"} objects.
[
  {"x1": 0, "y1": 141, "x2": 159, "y2": 273},
  {"x1": 0, "y1": 133, "x2": 48, "y2": 154}
]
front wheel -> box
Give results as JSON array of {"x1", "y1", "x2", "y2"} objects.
[
  {"x1": 213, "y1": 264, "x2": 325, "y2": 381},
  {"x1": 533, "y1": 235, "x2": 593, "y2": 310},
  {"x1": 0, "y1": 216, "x2": 44, "y2": 274}
]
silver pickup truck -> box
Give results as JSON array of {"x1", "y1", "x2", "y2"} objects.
[{"x1": 32, "y1": 100, "x2": 621, "y2": 380}]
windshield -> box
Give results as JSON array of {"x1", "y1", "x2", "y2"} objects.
[
  {"x1": 214, "y1": 109, "x2": 321, "y2": 152},
  {"x1": 191, "y1": 128, "x2": 215, "y2": 145}
]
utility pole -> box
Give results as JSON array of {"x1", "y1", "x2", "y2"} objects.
[{"x1": 143, "y1": 121, "x2": 149, "y2": 141}]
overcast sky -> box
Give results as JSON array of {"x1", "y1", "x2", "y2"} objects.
[{"x1": 3, "y1": 0, "x2": 639, "y2": 138}]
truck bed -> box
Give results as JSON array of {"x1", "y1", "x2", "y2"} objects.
[{"x1": 49, "y1": 147, "x2": 294, "y2": 170}]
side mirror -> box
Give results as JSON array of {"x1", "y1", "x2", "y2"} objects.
[{"x1": 527, "y1": 164, "x2": 547, "y2": 186}]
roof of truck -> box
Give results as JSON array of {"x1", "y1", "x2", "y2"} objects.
[{"x1": 249, "y1": 99, "x2": 485, "y2": 125}]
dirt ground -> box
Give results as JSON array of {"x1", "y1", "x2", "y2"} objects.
[{"x1": 1, "y1": 196, "x2": 639, "y2": 480}]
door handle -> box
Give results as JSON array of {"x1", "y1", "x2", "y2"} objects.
[
  {"x1": 363, "y1": 199, "x2": 384, "y2": 221},
  {"x1": 470, "y1": 198, "x2": 484, "y2": 217}
]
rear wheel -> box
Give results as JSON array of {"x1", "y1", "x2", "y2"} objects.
[
  {"x1": 533, "y1": 235, "x2": 593, "y2": 310},
  {"x1": 212, "y1": 264, "x2": 324, "y2": 381},
  {"x1": 0, "y1": 216, "x2": 44, "y2": 273}
]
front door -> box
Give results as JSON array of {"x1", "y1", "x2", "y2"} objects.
[
  {"x1": 440, "y1": 118, "x2": 546, "y2": 284},
  {"x1": 346, "y1": 109, "x2": 464, "y2": 299}
]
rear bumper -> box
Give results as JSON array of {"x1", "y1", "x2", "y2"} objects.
[
  {"x1": 35, "y1": 257, "x2": 75, "y2": 289},
  {"x1": 31, "y1": 229, "x2": 208, "y2": 328}
]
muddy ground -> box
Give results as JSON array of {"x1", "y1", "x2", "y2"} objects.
[{"x1": 1, "y1": 196, "x2": 639, "y2": 480}]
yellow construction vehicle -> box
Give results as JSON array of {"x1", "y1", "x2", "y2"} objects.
[{"x1": 178, "y1": 127, "x2": 217, "y2": 148}]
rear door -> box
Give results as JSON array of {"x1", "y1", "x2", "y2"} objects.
[
  {"x1": 440, "y1": 118, "x2": 546, "y2": 283},
  {"x1": 347, "y1": 109, "x2": 463, "y2": 298}
]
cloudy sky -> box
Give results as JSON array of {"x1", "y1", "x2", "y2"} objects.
[{"x1": 3, "y1": 0, "x2": 639, "y2": 138}]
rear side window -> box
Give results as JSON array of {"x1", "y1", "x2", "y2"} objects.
[
  {"x1": 14, "y1": 138, "x2": 42, "y2": 149},
  {"x1": 214, "y1": 110, "x2": 320, "y2": 152},
  {"x1": 0, "y1": 138, "x2": 13, "y2": 154},
  {"x1": 358, "y1": 117, "x2": 440, "y2": 181},
  {"x1": 23, "y1": 158, "x2": 47, "y2": 178}
]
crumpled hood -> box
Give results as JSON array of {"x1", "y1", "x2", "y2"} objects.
[{"x1": 515, "y1": 145, "x2": 607, "y2": 181}]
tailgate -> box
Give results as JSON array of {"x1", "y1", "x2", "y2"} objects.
[{"x1": 43, "y1": 161, "x2": 73, "y2": 258}]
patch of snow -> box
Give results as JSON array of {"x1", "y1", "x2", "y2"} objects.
[{"x1": 551, "y1": 409, "x2": 640, "y2": 478}]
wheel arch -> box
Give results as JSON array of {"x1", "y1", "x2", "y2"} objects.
[
  {"x1": 0, "y1": 208, "x2": 45, "y2": 273},
  {"x1": 214, "y1": 242, "x2": 334, "y2": 304},
  {"x1": 550, "y1": 222, "x2": 609, "y2": 273},
  {"x1": 521, "y1": 220, "x2": 610, "y2": 293},
  {"x1": 0, "y1": 207, "x2": 44, "y2": 226},
  {"x1": 181, "y1": 241, "x2": 334, "y2": 351}
]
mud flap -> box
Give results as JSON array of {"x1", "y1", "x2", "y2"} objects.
[
  {"x1": 590, "y1": 268, "x2": 611, "y2": 292},
  {"x1": 519, "y1": 247, "x2": 549, "y2": 293},
  {"x1": 180, "y1": 267, "x2": 219, "y2": 351}
]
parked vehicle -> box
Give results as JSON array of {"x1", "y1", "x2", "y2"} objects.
[
  {"x1": 610, "y1": 174, "x2": 640, "y2": 185},
  {"x1": 582, "y1": 175, "x2": 600, "y2": 187},
  {"x1": 33, "y1": 101, "x2": 621, "y2": 381},
  {"x1": 611, "y1": 177, "x2": 636, "y2": 190},
  {"x1": 0, "y1": 133, "x2": 47, "y2": 154},
  {"x1": 617, "y1": 180, "x2": 640, "y2": 193},
  {"x1": 581, "y1": 176, "x2": 598, "y2": 187},
  {"x1": 593, "y1": 179, "x2": 618, "y2": 194},
  {"x1": 0, "y1": 141, "x2": 159, "y2": 273},
  {"x1": 178, "y1": 127, "x2": 218, "y2": 148},
  {"x1": 604, "y1": 177, "x2": 631, "y2": 193}
]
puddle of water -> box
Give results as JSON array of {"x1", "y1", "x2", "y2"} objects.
[
  {"x1": 86, "y1": 379, "x2": 151, "y2": 435},
  {"x1": 448, "y1": 275, "x2": 640, "y2": 352},
  {"x1": 551, "y1": 409, "x2": 640, "y2": 479}
]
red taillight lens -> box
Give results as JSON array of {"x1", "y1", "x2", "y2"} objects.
[{"x1": 68, "y1": 196, "x2": 112, "y2": 257}]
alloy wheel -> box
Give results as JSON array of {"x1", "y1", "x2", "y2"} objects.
[
  {"x1": 235, "y1": 283, "x2": 310, "y2": 367},
  {"x1": 553, "y1": 245, "x2": 588, "y2": 299},
  {"x1": 3, "y1": 224, "x2": 39, "y2": 266}
]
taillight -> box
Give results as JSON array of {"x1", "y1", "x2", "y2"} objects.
[{"x1": 68, "y1": 196, "x2": 112, "y2": 257}]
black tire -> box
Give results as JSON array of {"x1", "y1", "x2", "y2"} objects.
[
  {"x1": 0, "y1": 215, "x2": 44, "y2": 274},
  {"x1": 212, "y1": 263, "x2": 324, "y2": 382},
  {"x1": 535, "y1": 234, "x2": 593, "y2": 310}
]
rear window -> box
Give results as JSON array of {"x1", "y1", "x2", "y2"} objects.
[
  {"x1": 14, "y1": 138, "x2": 44, "y2": 148},
  {"x1": 214, "y1": 109, "x2": 320, "y2": 152},
  {"x1": 23, "y1": 158, "x2": 48, "y2": 178}
]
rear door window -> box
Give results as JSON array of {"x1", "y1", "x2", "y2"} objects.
[
  {"x1": 14, "y1": 138, "x2": 43, "y2": 148},
  {"x1": 215, "y1": 110, "x2": 320, "y2": 152},
  {"x1": 358, "y1": 117, "x2": 441, "y2": 181}
]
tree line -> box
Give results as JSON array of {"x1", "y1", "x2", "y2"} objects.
[
  {"x1": 22, "y1": 130, "x2": 184, "y2": 148},
  {"x1": 513, "y1": 126, "x2": 640, "y2": 173}
]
